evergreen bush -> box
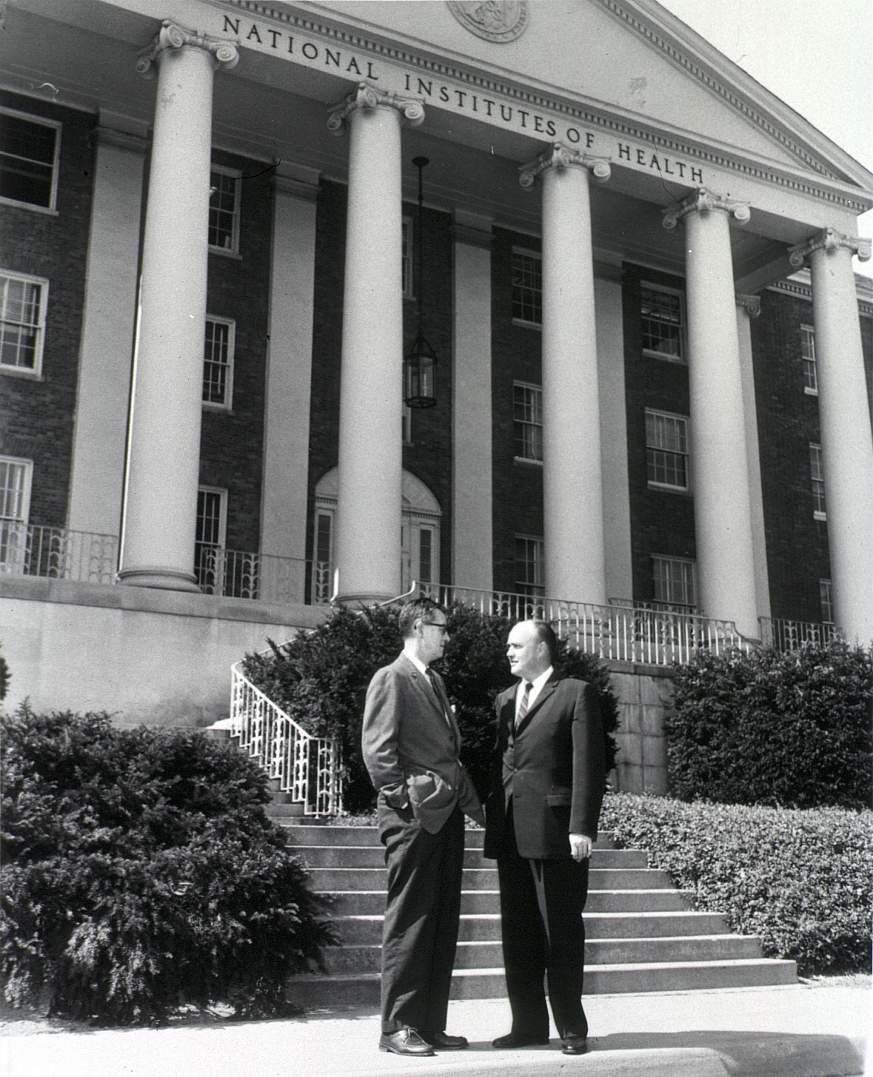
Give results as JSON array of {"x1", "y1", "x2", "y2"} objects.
[
  {"x1": 0, "y1": 706, "x2": 334, "y2": 1025},
  {"x1": 665, "y1": 640, "x2": 872, "y2": 809},
  {"x1": 242, "y1": 602, "x2": 619, "y2": 811},
  {"x1": 0, "y1": 644, "x2": 9, "y2": 702},
  {"x1": 600, "y1": 792, "x2": 873, "y2": 975}
]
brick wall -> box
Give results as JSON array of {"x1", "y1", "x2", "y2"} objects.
[
  {"x1": 622, "y1": 264, "x2": 696, "y2": 604},
  {"x1": 752, "y1": 288, "x2": 831, "y2": 622},
  {"x1": 490, "y1": 227, "x2": 543, "y2": 593},
  {"x1": 0, "y1": 92, "x2": 94, "y2": 528},
  {"x1": 199, "y1": 148, "x2": 272, "y2": 554}
]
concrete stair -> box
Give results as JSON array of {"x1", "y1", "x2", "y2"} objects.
[{"x1": 274, "y1": 820, "x2": 797, "y2": 1008}]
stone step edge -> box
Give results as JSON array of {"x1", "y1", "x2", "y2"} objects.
[
  {"x1": 316, "y1": 888, "x2": 695, "y2": 897},
  {"x1": 289, "y1": 957, "x2": 797, "y2": 984},
  {"x1": 325, "y1": 935, "x2": 764, "y2": 949},
  {"x1": 333, "y1": 910, "x2": 722, "y2": 922}
]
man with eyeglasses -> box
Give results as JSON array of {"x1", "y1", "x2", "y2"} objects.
[{"x1": 362, "y1": 597, "x2": 485, "y2": 1058}]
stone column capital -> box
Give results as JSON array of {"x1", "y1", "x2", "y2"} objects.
[
  {"x1": 326, "y1": 83, "x2": 425, "y2": 135},
  {"x1": 663, "y1": 187, "x2": 751, "y2": 231},
  {"x1": 518, "y1": 142, "x2": 611, "y2": 189},
  {"x1": 735, "y1": 294, "x2": 761, "y2": 318},
  {"x1": 136, "y1": 20, "x2": 239, "y2": 78},
  {"x1": 788, "y1": 227, "x2": 872, "y2": 269}
]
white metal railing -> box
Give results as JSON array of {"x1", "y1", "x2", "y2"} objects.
[
  {"x1": 759, "y1": 616, "x2": 841, "y2": 652},
  {"x1": 195, "y1": 545, "x2": 311, "y2": 603},
  {"x1": 229, "y1": 661, "x2": 342, "y2": 816},
  {"x1": 0, "y1": 521, "x2": 117, "y2": 583},
  {"x1": 426, "y1": 583, "x2": 754, "y2": 667}
]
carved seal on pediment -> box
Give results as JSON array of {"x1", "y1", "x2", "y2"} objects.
[{"x1": 447, "y1": 1, "x2": 529, "y2": 42}]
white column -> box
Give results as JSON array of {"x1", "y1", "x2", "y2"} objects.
[
  {"x1": 452, "y1": 209, "x2": 493, "y2": 591},
  {"x1": 68, "y1": 112, "x2": 146, "y2": 540},
  {"x1": 327, "y1": 84, "x2": 424, "y2": 603},
  {"x1": 735, "y1": 294, "x2": 771, "y2": 622},
  {"x1": 789, "y1": 229, "x2": 873, "y2": 642},
  {"x1": 595, "y1": 267, "x2": 633, "y2": 604},
  {"x1": 118, "y1": 22, "x2": 238, "y2": 590},
  {"x1": 663, "y1": 188, "x2": 758, "y2": 637},
  {"x1": 260, "y1": 163, "x2": 319, "y2": 603},
  {"x1": 519, "y1": 144, "x2": 610, "y2": 605}
]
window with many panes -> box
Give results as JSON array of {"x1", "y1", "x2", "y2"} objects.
[
  {"x1": 641, "y1": 283, "x2": 684, "y2": 361},
  {"x1": 819, "y1": 578, "x2": 833, "y2": 624},
  {"x1": 511, "y1": 248, "x2": 542, "y2": 325},
  {"x1": 652, "y1": 554, "x2": 696, "y2": 609},
  {"x1": 208, "y1": 167, "x2": 240, "y2": 253},
  {"x1": 402, "y1": 216, "x2": 414, "y2": 299},
  {"x1": 513, "y1": 382, "x2": 543, "y2": 462},
  {"x1": 0, "y1": 271, "x2": 47, "y2": 376},
  {"x1": 0, "y1": 455, "x2": 32, "y2": 573},
  {"x1": 514, "y1": 534, "x2": 544, "y2": 598},
  {"x1": 809, "y1": 443, "x2": 826, "y2": 518},
  {"x1": 194, "y1": 487, "x2": 227, "y2": 591},
  {"x1": 0, "y1": 108, "x2": 60, "y2": 211},
  {"x1": 645, "y1": 409, "x2": 689, "y2": 491},
  {"x1": 202, "y1": 316, "x2": 234, "y2": 408},
  {"x1": 801, "y1": 324, "x2": 817, "y2": 394}
]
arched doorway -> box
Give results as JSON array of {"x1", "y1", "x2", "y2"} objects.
[{"x1": 311, "y1": 468, "x2": 441, "y2": 603}]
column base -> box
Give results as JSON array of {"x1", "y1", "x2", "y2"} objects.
[{"x1": 117, "y1": 567, "x2": 200, "y2": 592}]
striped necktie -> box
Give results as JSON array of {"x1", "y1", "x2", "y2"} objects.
[{"x1": 515, "y1": 681, "x2": 533, "y2": 727}]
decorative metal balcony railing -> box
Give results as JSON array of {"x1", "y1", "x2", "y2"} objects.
[
  {"x1": 195, "y1": 544, "x2": 313, "y2": 603},
  {"x1": 0, "y1": 521, "x2": 118, "y2": 583},
  {"x1": 426, "y1": 583, "x2": 754, "y2": 668},
  {"x1": 229, "y1": 662, "x2": 342, "y2": 816},
  {"x1": 759, "y1": 617, "x2": 841, "y2": 652}
]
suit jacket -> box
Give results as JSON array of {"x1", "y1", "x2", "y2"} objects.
[
  {"x1": 362, "y1": 653, "x2": 484, "y2": 834},
  {"x1": 483, "y1": 674, "x2": 606, "y2": 860}
]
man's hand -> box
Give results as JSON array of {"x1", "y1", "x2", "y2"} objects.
[{"x1": 569, "y1": 833, "x2": 593, "y2": 861}]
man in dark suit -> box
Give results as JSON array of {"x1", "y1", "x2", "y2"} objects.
[
  {"x1": 362, "y1": 597, "x2": 485, "y2": 1058},
  {"x1": 484, "y1": 619, "x2": 606, "y2": 1056}
]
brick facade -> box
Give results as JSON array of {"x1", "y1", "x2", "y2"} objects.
[{"x1": 0, "y1": 92, "x2": 93, "y2": 529}]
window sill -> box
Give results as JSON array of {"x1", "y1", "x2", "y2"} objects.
[
  {"x1": 208, "y1": 247, "x2": 242, "y2": 261},
  {"x1": 647, "y1": 481, "x2": 691, "y2": 495},
  {"x1": 0, "y1": 367, "x2": 43, "y2": 381},
  {"x1": 513, "y1": 456, "x2": 543, "y2": 467},
  {"x1": 642, "y1": 348, "x2": 685, "y2": 364},
  {"x1": 803, "y1": 386, "x2": 819, "y2": 396},
  {"x1": 202, "y1": 402, "x2": 232, "y2": 414},
  {"x1": 0, "y1": 197, "x2": 58, "y2": 216},
  {"x1": 813, "y1": 510, "x2": 827, "y2": 521},
  {"x1": 511, "y1": 318, "x2": 542, "y2": 332}
]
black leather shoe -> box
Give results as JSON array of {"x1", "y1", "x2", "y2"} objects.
[
  {"x1": 492, "y1": 1032, "x2": 549, "y2": 1048},
  {"x1": 379, "y1": 1028, "x2": 435, "y2": 1056},
  {"x1": 561, "y1": 1036, "x2": 589, "y2": 1055},
  {"x1": 420, "y1": 1031, "x2": 468, "y2": 1049}
]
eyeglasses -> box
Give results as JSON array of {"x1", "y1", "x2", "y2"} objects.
[{"x1": 419, "y1": 621, "x2": 449, "y2": 633}]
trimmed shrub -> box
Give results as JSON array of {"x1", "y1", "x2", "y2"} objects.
[
  {"x1": 600, "y1": 792, "x2": 873, "y2": 975},
  {"x1": 242, "y1": 602, "x2": 619, "y2": 812},
  {"x1": 665, "y1": 641, "x2": 872, "y2": 809},
  {"x1": 0, "y1": 644, "x2": 8, "y2": 702},
  {"x1": 0, "y1": 706, "x2": 334, "y2": 1025}
]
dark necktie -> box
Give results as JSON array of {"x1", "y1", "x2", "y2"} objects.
[
  {"x1": 515, "y1": 681, "x2": 533, "y2": 727},
  {"x1": 426, "y1": 668, "x2": 452, "y2": 727}
]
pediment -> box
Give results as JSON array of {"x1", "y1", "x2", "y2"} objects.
[{"x1": 298, "y1": 0, "x2": 872, "y2": 189}]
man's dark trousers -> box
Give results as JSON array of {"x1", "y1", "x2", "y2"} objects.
[
  {"x1": 378, "y1": 800, "x2": 465, "y2": 1036},
  {"x1": 497, "y1": 802, "x2": 590, "y2": 1040}
]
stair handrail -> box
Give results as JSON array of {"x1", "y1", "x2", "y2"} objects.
[{"x1": 230, "y1": 660, "x2": 342, "y2": 816}]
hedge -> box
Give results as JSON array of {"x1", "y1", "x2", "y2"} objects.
[
  {"x1": 0, "y1": 706, "x2": 334, "y2": 1025},
  {"x1": 600, "y1": 792, "x2": 873, "y2": 975},
  {"x1": 665, "y1": 640, "x2": 872, "y2": 809},
  {"x1": 243, "y1": 602, "x2": 620, "y2": 812}
]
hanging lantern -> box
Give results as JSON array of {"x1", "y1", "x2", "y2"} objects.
[{"x1": 404, "y1": 155, "x2": 437, "y2": 408}]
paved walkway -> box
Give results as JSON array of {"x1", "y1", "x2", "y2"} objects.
[{"x1": 2, "y1": 983, "x2": 870, "y2": 1077}]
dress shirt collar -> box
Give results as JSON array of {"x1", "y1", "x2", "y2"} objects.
[
  {"x1": 407, "y1": 652, "x2": 429, "y2": 677},
  {"x1": 516, "y1": 665, "x2": 553, "y2": 715}
]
